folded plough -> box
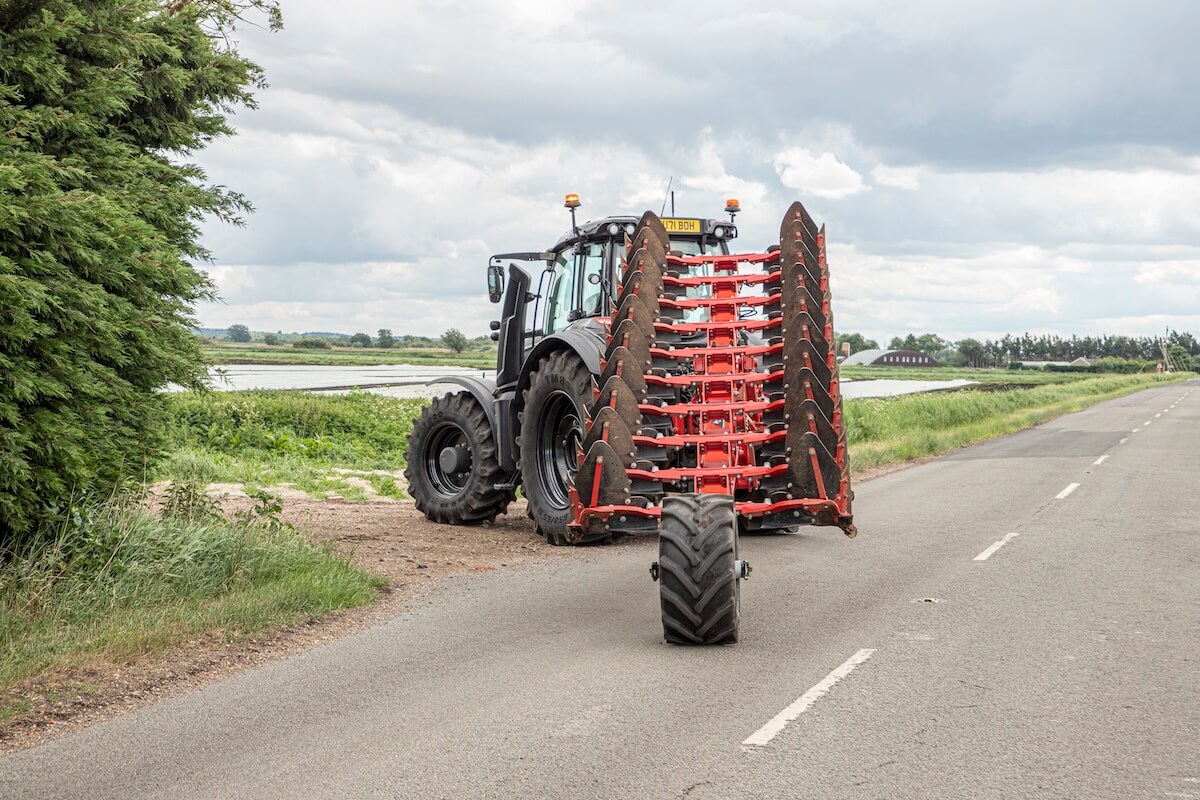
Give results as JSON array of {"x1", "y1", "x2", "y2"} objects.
[{"x1": 571, "y1": 202, "x2": 855, "y2": 644}]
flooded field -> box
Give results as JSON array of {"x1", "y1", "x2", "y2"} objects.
[{"x1": 191, "y1": 365, "x2": 974, "y2": 399}]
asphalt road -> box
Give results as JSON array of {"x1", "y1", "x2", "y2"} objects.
[{"x1": 4, "y1": 381, "x2": 1197, "y2": 799}]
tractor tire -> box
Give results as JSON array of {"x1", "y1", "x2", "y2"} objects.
[
  {"x1": 519, "y1": 350, "x2": 594, "y2": 545},
  {"x1": 405, "y1": 392, "x2": 512, "y2": 525},
  {"x1": 658, "y1": 494, "x2": 740, "y2": 645}
]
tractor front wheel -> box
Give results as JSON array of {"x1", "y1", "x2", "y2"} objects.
[
  {"x1": 519, "y1": 350, "x2": 593, "y2": 545},
  {"x1": 405, "y1": 392, "x2": 512, "y2": 525},
  {"x1": 658, "y1": 494, "x2": 741, "y2": 645}
]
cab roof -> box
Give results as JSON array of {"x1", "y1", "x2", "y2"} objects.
[{"x1": 551, "y1": 215, "x2": 736, "y2": 251}]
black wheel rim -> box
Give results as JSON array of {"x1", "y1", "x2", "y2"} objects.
[
  {"x1": 424, "y1": 421, "x2": 472, "y2": 498},
  {"x1": 535, "y1": 389, "x2": 582, "y2": 509}
]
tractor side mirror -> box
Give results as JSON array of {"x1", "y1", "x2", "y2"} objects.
[{"x1": 487, "y1": 264, "x2": 505, "y2": 303}]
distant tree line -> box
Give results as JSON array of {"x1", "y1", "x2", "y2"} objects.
[
  {"x1": 213, "y1": 326, "x2": 489, "y2": 353},
  {"x1": 836, "y1": 330, "x2": 1199, "y2": 370}
]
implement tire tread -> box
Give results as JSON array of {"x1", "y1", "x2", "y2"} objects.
[{"x1": 658, "y1": 494, "x2": 739, "y2": 645}]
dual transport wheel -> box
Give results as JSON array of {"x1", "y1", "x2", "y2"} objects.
[{"x1": 404, "y1": 392, "x2": 512, "y2": 525}]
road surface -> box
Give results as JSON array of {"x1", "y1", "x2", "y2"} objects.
[{"x1": 3, "y1": 381, "x2": 1197, "y2": 799}]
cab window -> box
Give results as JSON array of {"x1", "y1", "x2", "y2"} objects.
[
  {"x1": 578, "y1": 242, "x2": 606, "y2": 318},
  {"x1": 669, "y1": 237, "x2": 726, "y2": 256},
  {"x1": 544, "y1": 246, "x2": 576, "y2": 335}
]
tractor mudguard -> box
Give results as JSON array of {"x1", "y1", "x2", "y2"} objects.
[
  {"x1": 427, "y1": 376, "x2": 499, "y2": 437},
  {"x1": 519, "y1": 326, "x2": 605, "y2": 394},
  {"x1": 424, "y1": 376, "x2": 520, "y2": 477}
]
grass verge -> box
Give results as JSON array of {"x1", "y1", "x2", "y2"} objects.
[
  {"x1": 846, "y1": 373, "x2": 1189, "y2": 468},
  {"x1": 0, "y1": 489, "x2": 382, "y2": 721}
]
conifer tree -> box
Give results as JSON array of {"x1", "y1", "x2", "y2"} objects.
[{"x1": 0, "y1": 0, "x2": 277, "y2": 543}]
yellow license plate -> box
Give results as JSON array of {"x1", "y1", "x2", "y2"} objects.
[{"x1": 660, "y1": 218, "x2": 702, "y2": 234}]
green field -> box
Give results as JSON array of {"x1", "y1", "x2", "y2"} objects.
[
  {"x1": 159, "y1": 391, "x2": 425, "y2": 499},
  {"x1": 203, "y1": 342, "x2": 496, "y2": 369}
]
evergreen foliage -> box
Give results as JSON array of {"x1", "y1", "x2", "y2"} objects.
[{"x1": 0, "y1": 0, "x2": 267, "y2": 544}]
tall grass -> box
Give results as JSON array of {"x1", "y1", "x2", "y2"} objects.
[
  {"x1": 158, "y1": 391, "x2": 426, "y2": 495},
  {"x1": 0, "y1": 489, "x2": 381, "y2": 710},
  {"x1": 845, "y1": 374, "x2": 1185, "y2": 468}
]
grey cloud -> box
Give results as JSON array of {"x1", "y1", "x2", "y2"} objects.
[{"x1": 191, "y1": 0, "x2": 1200, "y2": 339}]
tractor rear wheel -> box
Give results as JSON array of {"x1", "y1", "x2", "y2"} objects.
[
  {"x1": 519, "y1": 350, "x2": 593, "y2": 545},
  {"x1": 658, "y1": 494, "x2": 740, "y2": 645},
  {"x1": 405, "y1": 392, "x2": 512, "y2": 525}
]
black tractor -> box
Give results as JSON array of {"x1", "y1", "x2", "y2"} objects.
[{"x1": 404, "y1": 194, "x2": 742, "y2": 545}]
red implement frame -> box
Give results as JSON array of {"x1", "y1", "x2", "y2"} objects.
[{"x1": 569, "y1": 207, "x2": 854, "y2": 542}]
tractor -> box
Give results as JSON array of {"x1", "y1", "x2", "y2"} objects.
[{"x1": 405, "y1": 196, "x2": 854, "y2": 644}]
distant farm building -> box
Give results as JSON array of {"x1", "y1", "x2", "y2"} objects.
[{"x1": 840, "y1": 349, "x2": 940, "y2": 367}]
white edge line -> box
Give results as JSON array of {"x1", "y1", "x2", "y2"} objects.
[
  {"x1": 1093, "y1": 454, "x2": 1110, "y2": 466},
  {"x1": 1155, "y1": 413, "x2": 1162, "y2": 418},
  {"x1": 1055, "y1": 482, "x2": 1081, "y2": 500},
  {"x1": 1119, "y1": 437, "x2": 1129, "y2": 444},
  {"x1": 973, "y1": 531, "x2": 1021, "y2": 561},
  {"x1": 742, "y1": 649, "x2": 876, "y2": 749}
]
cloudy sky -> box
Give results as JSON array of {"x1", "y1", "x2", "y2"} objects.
[{"x1": 194, "y1": 0, "x2": 1200, "y2": 344}]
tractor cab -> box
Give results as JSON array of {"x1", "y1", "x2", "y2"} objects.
[{"x1": 487, "y1": 194, "x2": 741, "y2": 349}]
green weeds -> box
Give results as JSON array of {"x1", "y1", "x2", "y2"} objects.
[
  {"x1": 158, "y1": 391, "x2": 424, "y2": 497},
  {"x1": 0, "y1": 485, "x2": 381, "y2": 714}
]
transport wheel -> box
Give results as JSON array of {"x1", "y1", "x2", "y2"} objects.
[
  {"x1": 658, "y1": 494, "x2": 741, "y2": 645},
  {"x1": 519, "y1": 350, "x2": 593, "y2": 545},
  {"x1": 405, "y1": 392, "x2": 512, "y2": 525}
]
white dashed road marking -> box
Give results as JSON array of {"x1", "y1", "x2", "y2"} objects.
[
  {"x1": 1093, "y1": 454, "x2": 1110, "y2": 465},
  {"x1": 1056, "y1": 483, "x2": 1081, "y2": 500},
  {"x1": 742, "y1": 649, "x2": 876, "y2": 749},
  {"x1": 974, "y1": 532, "x2": 1021, "y2": 562}
]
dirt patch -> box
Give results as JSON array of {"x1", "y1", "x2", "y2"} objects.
[{"x1": 0, "y1": 496, "x2": 558, "y2": 754}]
